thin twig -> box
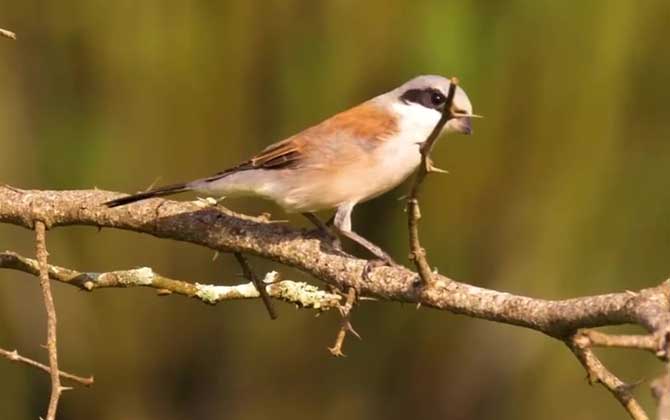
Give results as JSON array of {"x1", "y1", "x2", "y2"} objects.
[
  {"x1": 234, "y1": 252, "x2": 277, "y2": 319},
  {"x1": 328, "y1": 288, "x2": 359, "y2": 357},
  {"x1": 406, "y1": 77, "x2": 459, "y2": 286},
  {"x1": 0, "y1": 251, "x2": 340, "y2": 311},
  {"x1": 577, "y1": 330, "x2": 659, "y2": 354},
  {"x1": 0, "y1": 347, "x2": 93, "y2": 386},
  {"x1": 652, "y1": 365, "x2": 670, "y2": 420},
  {"x1": 36, "y1": 221, "x2": 63, "y2": 420},
  {"x1": 567, "y1": 334, "x2": 649, "y2": 420},
  {"x1": 0, "y1": 28, "x2": 16, "y2": 40}
]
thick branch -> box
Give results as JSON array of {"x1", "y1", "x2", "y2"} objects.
[
  {"x1": 0, "y1": 251, "x2": 340, "y2": 311},
  {"x1": 2, "y1": 186, "x2": 669, "y2": 338},
  {"x1": 3, "y1": 186, "x2": 670, "y2": 418},
  {"x1": 0, "y1": 347, "x2": 93, "y2": 386}
]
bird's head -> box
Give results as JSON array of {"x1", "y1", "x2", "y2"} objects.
[{"x1": 391, "y1": 75, "x2": 479, "y2": 136}]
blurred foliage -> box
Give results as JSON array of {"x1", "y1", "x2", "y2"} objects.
[{"x1": 1, "y1": 1, "x2": 670, "y2": 419}]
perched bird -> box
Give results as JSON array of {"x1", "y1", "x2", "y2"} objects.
[{"x1": 105, "y1": 75, "x2": 476, "y2": 265}]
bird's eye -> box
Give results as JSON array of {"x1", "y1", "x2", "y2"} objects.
[{"x1": 431, "y1": 92, "x2": 446, "y2": 106}]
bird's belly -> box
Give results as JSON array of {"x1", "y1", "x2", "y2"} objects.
[
  {"x1": 299, "y1": 143, "x2": 421, "y2": 208},
  {"x1": 358, "y1": 141, "x2": 422, "y2": 200},
  {"x1": 280, "y1": 143, "x2": 421, "y2": 211}
]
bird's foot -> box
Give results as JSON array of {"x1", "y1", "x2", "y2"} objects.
[
  {"x1": 362, "y1": 256, "x2": 398, "y2": 281},
  {"x1": 329, "y1": 235, "x2": 343, "y2": 251},
  {"x1": 308, "y1": 228, "x2": 342, "y2": 250}
]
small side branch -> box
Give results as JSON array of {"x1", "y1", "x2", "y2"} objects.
[
  {"x1": 576, "y1": 330, "x2": 659, "y2": 354},
  {"x1": 0, "y1": 28, "x2": 16, "y2": 40},
  {"x1": 0, "y1": 347, "x2": 93, "y2": 386},
  {"x1": 567, "y1": 333, "x2": 649, "y2": 420},
  {"x1": 36, "y1": 221, "x2": 63, "y2": 420},
  {"x1": 406, "y1": 78, "x2": 459, "y2": 286},
  {"x1": 0, "y1": 251, "x2": 340, "y2": 311},
  {"x1": 234, "y1": 252, "x2": 277, "y2": 319},
  {"x1": 652, "y1": 367, "x2": 670, "y2": 420},
  {"x1": 329, "y1": 288, "x2": 360, "y2": 357}
]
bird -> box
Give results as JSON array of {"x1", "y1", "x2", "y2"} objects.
[{"x1": 104, "y1": 75, "x2": 476, "y2": 266}]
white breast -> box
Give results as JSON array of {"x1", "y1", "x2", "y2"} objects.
[
  {"x1": 339, "y1": 101, "x2": 442, "y2": 203},
  {"x1": 390, "y1": 101, "x2": 442, "y2": 140}
]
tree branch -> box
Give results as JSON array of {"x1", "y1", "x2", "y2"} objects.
[
  {"x1": 2, "y1": 186, "x2": 669, "y2": 336},
  {"x1": 576, "y1": 330, "x2": 660, "y2": 354},
  {"x1": 35, "y1": 221, "x2": 63, "y2": 420},
  {"x1": 652, "y1": 367, "x2": 670, "y2": 420},
  {"x1": 3, "y1": 185, "x2": 670, "y2": 418},
  {"x1": 0, "y1": 347, "x2": 93, "y2": 386},
  {"x1": 328, "y1": 287, "x2": 360, "y2": 357},
  {"x1": 568, "y1": 333, "x2": 649, "y2": 420},
  {"x1": 0, "y1": 28, "x2": 16, "y2": 40},
  {"x1": 407, "y1": 77, "x2": 459, "y2": 286},
  {"x1": 0, "y1": 251, "x2": 341, "y2": 310},
  {"x1": 234, "y1": 252, "x2": 277, "y2": 319}
]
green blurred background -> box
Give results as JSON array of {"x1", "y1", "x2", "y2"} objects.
[{"x1": 1, "y1": 1, "x2": 669, "y2": 419}]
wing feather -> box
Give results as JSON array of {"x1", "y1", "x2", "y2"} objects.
[{"x1": 202, "y1": 101, "x2": 397, "y2": 183}]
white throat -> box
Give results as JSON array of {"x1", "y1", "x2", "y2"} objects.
[{"x1": 390, "y1": 101, "x2": 442, "y2": 143}]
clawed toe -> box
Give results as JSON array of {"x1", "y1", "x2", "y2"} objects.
[
  {"x1": 323, "y1": 233, "x2": 343, "y2": 251},
  {"x1": 362, "y1": 257, "x2": 397, "y2": 280},
  {"x1": 308, "y1": 228, "x2": 342, "y2": 250},
  {"x1": 330, "y1": 236, "x2": 343, "y2": 250}
]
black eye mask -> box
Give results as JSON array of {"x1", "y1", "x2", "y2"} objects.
[{"x1": 400, "y1": 87, "x2": 446, "y2": 110}]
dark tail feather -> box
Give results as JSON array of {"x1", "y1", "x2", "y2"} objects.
[{"x1": 104, "y1": 183, "x2": 190, "y2": 208}]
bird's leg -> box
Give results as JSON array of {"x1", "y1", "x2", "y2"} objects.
[
  {"x1": 332, "y1": 204, "x2": 397, "y2": 272},
  {"x1": 337, "y1": 230, "x2": 397, "y2": 266},
  {"x1": 302, "y1": 212, "x2": 342, "y2": 250}
]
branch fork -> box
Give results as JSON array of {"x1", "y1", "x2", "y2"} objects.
[{"x1": 329, "y1": 288, "x2": 360, "y2": 357}]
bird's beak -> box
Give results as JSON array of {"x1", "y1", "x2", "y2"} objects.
[
  {"x1": 452, "y1": 113, "x2": 482, "y2": 135},
  {"x1": 452, "y1": 116, "x2": 473, "y2": 135}
]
